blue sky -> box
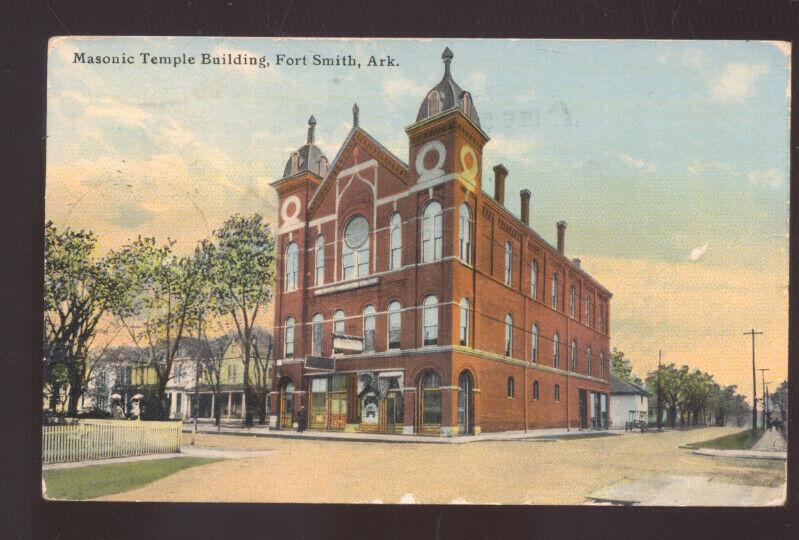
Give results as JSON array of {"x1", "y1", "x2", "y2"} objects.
[{"x1": 46, "y1": 37, "x2": 789, "y2": 398}]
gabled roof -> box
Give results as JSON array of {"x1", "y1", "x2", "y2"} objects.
[{"x1": 610, "y1": 376, "x2": 651, "y2": 396}]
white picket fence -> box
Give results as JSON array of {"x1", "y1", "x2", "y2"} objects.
[{"x1": 42, "y1": 419, "x2": 182, "y2": 464}]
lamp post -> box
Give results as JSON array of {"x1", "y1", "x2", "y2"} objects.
[{"x1": 656, "y1": 350, "x2": 663, "y2": 432}]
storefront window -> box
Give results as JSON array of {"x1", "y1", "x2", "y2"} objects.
[
  {"x1": 421, "y1": 371, "x2": 442, "y2": 425},
  {"x1": 310, "y1": 378, "x2": 328, "y2": 429}
]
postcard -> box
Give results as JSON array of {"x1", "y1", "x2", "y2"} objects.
[{"x1": 43, "y1": 37, "x2": 788, "y2": 505}]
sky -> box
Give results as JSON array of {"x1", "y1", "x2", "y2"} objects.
[{"x1": 46, "y1": 37, "x2": 790, "y2": 402}]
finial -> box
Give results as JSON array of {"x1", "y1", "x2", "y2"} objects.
[
  {"x1": 307, "y1": 115, "x2": 316, "y2": 144},
  {"x1": 442, "y1": 47, "x2": 453, "y2": 76},
  {"x1": 352, "y1": 103, "x2": 359, "y2": 128}
]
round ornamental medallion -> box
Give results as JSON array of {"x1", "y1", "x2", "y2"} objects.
[
  {"x1": 415, "y1": 140, "x2": 446, "y2": 183},
  {"x1": 344, "y1": 216, "x2": 369, "y2": 249},
  {"x1": 280, "y1": 195, "x2": 302, "y2": 225},
  {"x1": 459, "y1": 145, "x2": 478, "y2": 186}
]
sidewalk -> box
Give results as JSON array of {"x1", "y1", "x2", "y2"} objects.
[
  {"x1": 751, "y1": 428, "x2": 787, "y2": 452},
  {"x1": 42, "y1": 446, "x2": 274, "y2": 470},
  {"x1": 181, "y1": 422, "x2": 619, "y2": 444}
]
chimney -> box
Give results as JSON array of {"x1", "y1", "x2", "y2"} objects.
[
  {"x1": 520, "y1": 189, "x2": 531, "y2": 225},
  {"x1": 493, "y1": 164, "x2": 508, "y2": 205},
  {"x1": 572, "y1": 258, "x2": 581, "y2": 268},
  {"x1": 556, "y1": 221, "x2": 567, "y2": 255},
  {"x1": 352, "y1": 103, "x2": 359, "y2": 128}
]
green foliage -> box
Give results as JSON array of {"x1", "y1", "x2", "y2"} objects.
[
  {"x1": 683, "y1": 429, "x2": 764, "y2": 450},
  {"x1": 610, "y1": 348, "x2": 634, "y2": 381},
  {"x1": 42, "y1": 457, "x2": 220, "y2": 500}
]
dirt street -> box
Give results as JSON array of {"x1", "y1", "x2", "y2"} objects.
[{"x1": 99, "y1": 427, "x2": 785, "y2": 504}]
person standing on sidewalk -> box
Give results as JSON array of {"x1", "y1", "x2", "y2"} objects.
[{"x1": 297, "y1": 405, "x2": 307, "y2": 433}]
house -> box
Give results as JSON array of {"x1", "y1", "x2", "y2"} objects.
[
  {"x1": 609, "y1": 376, "x2": 650, "y2": 429},
  {"x1": 269, "y1": 48, "x2": 612, "y2": 436}
]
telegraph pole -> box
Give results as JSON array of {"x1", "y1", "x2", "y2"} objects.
[
  {"x1": 656, "y1": 349, "x2": 663, "y2": 431},
  {"x1": 743, "y1": 329, "x2": 763, "y2": 433},
  {"x1": 758, "y1": 368, "x2": 769, "y2": 430}
]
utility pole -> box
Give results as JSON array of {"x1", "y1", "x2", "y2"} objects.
[
  {"x1": 743, "y1": 329, "x2": 763, "y2": 433},
  {"x1": 656, "y1": 349, "x2": 663, "y2": 431},
  {"x1": 758, "y1": 368, "x2": 769, "y2": 430},
  {"x1": 764, "y1": 382, "x2": 771, "y2": 429}
]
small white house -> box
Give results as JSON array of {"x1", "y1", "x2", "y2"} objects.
[{"x1": 609, "y1": 376, "x2": 650, "y2": 430}]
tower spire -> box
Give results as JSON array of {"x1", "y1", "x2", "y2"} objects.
[
  {"x1": 442, "y1": 47, "x2": 453, "y2": 77},
  {"x1": 307, "y1": 115, "x2": 316, "y2": 144},
  {"x1": 352, "y1": 103, "x2": 359, "y2": 128}
]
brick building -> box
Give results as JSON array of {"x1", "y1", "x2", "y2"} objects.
[{"x1": 269, "y1": 48, "x2": 612, "y2": 435}]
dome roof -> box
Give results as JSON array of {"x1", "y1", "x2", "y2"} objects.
[
  {"x1": 416, "y1": 48, "x2": 481, "y2": 127},
  {"x1": 283, "y1": 115, "x2": 329, "y2": 178}
]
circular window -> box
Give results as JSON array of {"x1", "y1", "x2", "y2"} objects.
[{"x1": 344, "y1": 216, "x2": 369, "y2": 249}]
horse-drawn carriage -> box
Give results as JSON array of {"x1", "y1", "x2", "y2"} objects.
[{"x1": 624, "y1": 410, "x2": 648, "y2": 432}]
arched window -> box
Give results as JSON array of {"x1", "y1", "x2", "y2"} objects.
[
  {"x1": 458, "y1": 203, "x2": 471, "y2": 263},
  {"x1": 551, "y1": 272, "x2": 559, "y2": 309},
  {"x1": 332, "y1": 310, "x2": 345, "y2": 354},
  {"x1": 315, "y1": 235, "x2": 325, "y2": 286},
  {"x1": 569, "y1": 285, "x2": 576, "y2": 318},
  {"x1": 427, "y1": 90, "x2": 442, "y2": 116},
  {"x1": 342, "y1": 215, "x2": 370, "y2": 280},
  {"x1": 284, "y1": 242, "x2": 299, "y2": 291},
  {"x1": 585, "y1": 293, "x2": 591, "y2": 325},
  {"x1": 390, "y1": 212, "x2": 402, "y2": 270},
  {"x1": 571, "y1": 339, "x2": 578, "y2": 372},
  {"x1": 459, "y1": 297, "x2": 470, "y2": 346},
  {"x1": 421, "y1": 371, "x2": 442, "y2": 426},
  {"x1": 554, "y1": 384, "x2": 560, "y2": 402},
  {"x1": 553, "y1": 332, "x2": 560, "y2": 369},
  {"x1": 533, "y1": 380, "x2": 539, "y2": 400},
  {"x1": 600, "y1": 351, "x2": 606, "y2": 378},
  {"x1": 504, "y1": 242, "x2": 513, "y2": 286},
  {"x1": 531, "y1": 260, "x2": 538, "y2": 299},
  {"x1": 284, "y1": 317, "x2": 295, "y2": 358},
  {"x1": 290, "y1": 151, "x2": 299, "y2": 174},
  {"x1": 362, "y1": 305, "x2": 376, "y2": 352},
  {"x1": 423, "y1": 295, "x2": 439, "y2": 346},
  {"x1": 421, "y1": 201, "x2": 443, "y2": 263},
  {"x1": 599, "y1": 301, "x2": 605, "y2": 332},
  {"x1": 312, "y1": 313, "x2": 324, "y2": 355},
  {"x1": 387, "y1": 301, "x2": 401, "y2": 350},
  {"x1": 587, "y1": 346, "x2": 593, "y2": 376},
  {"x1": 462, "y1": 92, "x2": 472, "y2": 117},
  {"x1": 507, "y1": 376, "x2": 515, "y2": 398},
  {"x1": 504, "y1": 313, "x2": 513, "y2": 357},
  {"x1": 531, "y1": 324, "x2": 539, "y2": 362}
]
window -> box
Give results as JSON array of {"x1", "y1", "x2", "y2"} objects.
[
  {"x1": 533, "y1": 380, "x2": 539, "y2": 400},
  {"x1": 427, "y1": 90, "x2": 442, "y2": 116},
  {"x1": 227, "y1": 364, "x2": 238, "y2": 381},
  {"x1": 421, "y1": 202, "x2": 443, "y2": 263},
  {"x1": 390, "y1": 212, "x2": 402, "y2": 270},
  {"x1": 332, "y1": 310, "x2": 345, "y2": 354},
  {"x1": 587, "y1": 346, "x2": 593, "y2": 376},
  {"x1": 569, "y1": 286, "x2": 576, "y2": 318},
  {"x1": 458, "y1": 203, "x2": 471, "y2": 263},
  {"x1": 421, "y1": 371, "x2": 442, "y2": 425},
  {"x1": 507, "y1": 376, "x2": 515, "y2": 398},
  {"x1": 554, "y1": 384, "x2": 560, "y2": 402},
  {"x1": 571, "y1": 339, "x2": 578, "y2": 371},
  {"x1": 551, "y1": 272, "x2": 559, "y2": 309},
  {"x1": 342, "y1": 215, "x2": 370, "y2": 280},
  {"x1": 459, "y1": 297, "x2": 470, "y2": 346},
  {"x1": 585, "y1": 293, "x2": 591, "y2": 325},
  {"x1": 284, "y1": 317, "x2": 295, "y2": 358},
  {"x1": 531, "y1": 260, "x2": 538, "y2": 299},
  {"x1": 423, "y1": 295, "x2": 439, "y2": 346},
  {"x1": 600, "y1": 351, "x2": 605, "y2": 378},
  {"x1": 387, "y1": 301, "x2": 401, "y2": 350},
  {"x1": 315, "y1": 235, "x2": 325, "y2": 286},
  {"x1": 312, "y1": 313, "x2": 323, "y2": 355},
  {"x1": 363, "y1": 305, "x2": 376, "y2": 352},
  {"x1": 599, "y1": 302, "x2": 605, "y2": 332},
  {"x1": 504, "y1": 242, "x2": 513, "y2": 286},
  {"x1": 504, "y1": 313, "x2": 513, "y2": 356},
  {"x1": 531, "y1": 324, "x2": 539, "y2": 362},
  {"x1": 553, "y1": 332, "x2": 560, "y2": 369},
  {"x1": 284, "y1": 242, "x2": 299, "y2": 291}
]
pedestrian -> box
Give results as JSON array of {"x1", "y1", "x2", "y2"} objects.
[
  {"x1": 112, "y1": 398, "x2": 125, "y2": 420},
  {"x1": 297, "y1": 405, "x2": 307, "y2": 433}
]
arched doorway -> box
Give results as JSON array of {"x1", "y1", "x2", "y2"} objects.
[
  {"x1": 417, "y1": 371, "x2": 442, "y2": 435},
  {"x1": 278, "y1": 378, "x2": 294, "y2": 429},
  {"x1": 457, "y1": 370, "x2": 475, "y2": 435}
]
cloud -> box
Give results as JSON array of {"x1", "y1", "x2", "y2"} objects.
[
  {"x1": 747, "y1": 169, "x2": 786, "y2": 190},
  {"x1": 160, "y1": 120, "x2": 196, "y2": 145},
  {"x1": 689, "y1": 243, "x2": 708, "y2": 261},
  {"x1": 618, "y1": 153, "x2": 656, "y2": 174},
  {"x1": 711, "y1": 63, "x2": 769, "y2": 102},
  {"x1": 767, "y1": 41, "x2": 791, "y2": 58},
  {"x1": 485, "y1": 135, "x2": 541, "y2": 160},
  {"x1": 383, "y1": 75, "x2": 427, "y2": 102},
  {"x1": 687, "y1": 161, "x2": 732, "y2": 176},
  {"x1": 62, "y1": 90, "x2": 152, "y2": 128}
]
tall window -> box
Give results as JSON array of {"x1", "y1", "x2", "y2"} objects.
[
  {"x1": 284, "y1": 317, "x2": 295, "y2": 358},
  {"x1": 554, "y1": 384, "x2": 560, "y2": 402},
  {"x1": 284, "y1": 242, "x2": 299, "y2": 291},
  {"x1": 312, "y1": 313, "x2": 323, "y2": 355},
  {"x1": 599, "y1": 302, "x2": 605, "y2": 332},
  {"x1": 458, "y1": 203, "x2": 471, "y2": 263},
  {"x1": 363, "y1": 305, "x2": 376, "y2": 352},
  {"x1": 600, "y1": 351, "x2": 605, "y2": 378},
  {"x1": 315, "y1": 235, "x2": 325, "y2": 286},
  {"x1": 551, "y1": 272, "x2": 559, "y2": 309},
  {"x1": 423, "y1": 295, "x2": 439, "y2": 346},
  {"x1": 342, "y1": 215, "x2": 370, "y2": 280},
  {"x1": 531, "y1": 260, "x2": 538, "y2": 299},
  {"x1": 531, "y1": 324, "x2": 539, "y2": 362},
  {"x1": 587, "y1": 346, "x2": 593, "y2": 376},
  {"x1": 390, "y1": 212, "x2": 402, "y2": 270},
  {"x1": 459, "y1": 297, "x2": 470, "y2": 346},
  {"x1": 533, "y1": 380, "x2": 539, "y2": 400},
  {"x1": 507, "y1": 376, "x2": 515, "y2": 398},
  {"x1": 553, "y1": 332, "x2": 560, "y2": 369},
  {"x1": 585, "y1": 293, "x2": 591, "y2": 325},
  {"x1": 504, "y1": 313, "x2": 513, "y2": 356},
  {"x1": 387, "y1": 301, "x2": 401, "y2": 350},
  {"x1": 571, "y1": 339, "x2": 578, "y2": 371},
  {"x1": 421, "y1": 202, "x2": 443, "y2": 263},
  {"x1": 504, "y1": 242, "x2": 513, "y2": 286},
  {"x1": 569, "y1": 286, "x2": 576, "y2": 318},
  {"x1": 421, "y1": 371, "x2": 442, "y2": 425},
  {"x1": 332, "y1": 310, "x2": 345, "y2": 354}
]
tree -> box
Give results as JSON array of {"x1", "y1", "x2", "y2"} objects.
[
  {"x1": 197, "y1": 322, "x2": 234, "y2": 429},
  {"x1": 250, "y1": 328, "x2": 275, "y2": 425},
  {"x1": 44, "y1": 222, "x2": 130, "y2": 416},
  {"x1": 646, "y1": 363, "x2": 684, "y2": 427},
  {"x1": 770, "y1": 379, "x2": 788, "y2": 424},
  {"x1": 611, "y1": 348, "x2": 634, "y2": 382},
  {"x1": 203, "y1": 214, "x2": 276, "y2": 426}
]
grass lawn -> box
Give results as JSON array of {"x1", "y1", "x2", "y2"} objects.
[
  {"x1": 43, "y1": 457, "x2": 220, "y2": 500},
  {"x1": 683, "y1": 429, "x2": 765, "y2": 450}
]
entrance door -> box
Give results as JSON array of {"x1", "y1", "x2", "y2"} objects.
[
  {"x1": 330, "y1": 392, "x2": 347, "y2": 430},
  {"x1": 279, "y1": 380, "x2": 294, "y2": 429},
  {"x1": 458, "y1": 371, "x2": 474, "y2": 435},
  {"x1": 578, "y1": 390, "x2": 588, "y2": 429}
]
